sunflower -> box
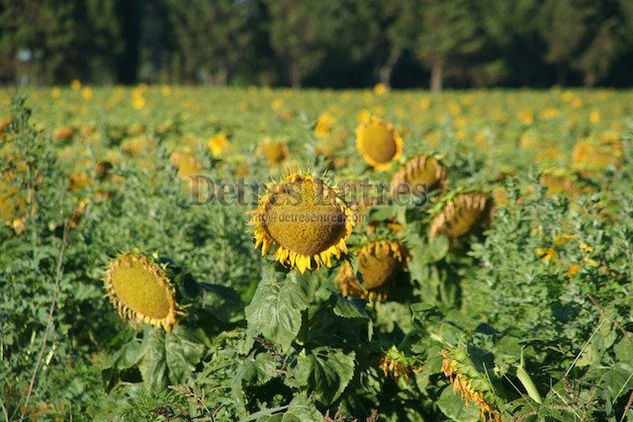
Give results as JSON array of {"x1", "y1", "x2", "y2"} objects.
[
  {"x1": 0, "y1": 176, "x2": 27, "y2": 234},
  {"x1": 390, "y1": 155, "x2": 447, "y2": 197},
  {"x1": 169, "y1": 151, "x2": 202, "y2": 185},
  {"x1": 103, "y1": 253, "x2": 180, "y2": 331},
  {"x1": 355, "y1": 116, "x2": 403, "y2": 171},
  {"x1": 251, "y1": 173, "x2": 354, "y2": 273},
  {"x1": 379, "y1": 346, "x2": 423, "y2": 381},
  {"x1": 441, "y1": 350, "x2": 502, "y2": 422},
  {"x1": 429, "y1": 191, "x2": 489, "y2": 239},
  {"x1": 571, "y1": 141, "x2": 619, "y2": 172},
  {"x1": 257, "y1": 139, "x2": 289, "y2": 166},
  {"x1": 539, "y1": 172, "x2": 580, "y2": 198},
  {"x1": 207, "y1": 133, "x2": 229, "y2": 157},
  {"x1": 337, "y1": 239, "x2": 409, "y2": 301}
]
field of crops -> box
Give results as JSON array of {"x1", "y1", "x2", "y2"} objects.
[{"x1": 1, "y1": 85, "x2": 633, "y2": 421}]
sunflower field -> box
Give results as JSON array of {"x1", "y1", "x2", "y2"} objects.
[{"x1": 1, "y1": 85, "x2": 633, "y2": 421}]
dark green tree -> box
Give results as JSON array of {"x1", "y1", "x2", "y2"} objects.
[
  {"x1": 413, "y1": 0, "x2": 483, "y2": 91},
  {"x1": 537, "y1": 0, "x2": 593, "y2": 86},
  {"x1": 162, "y1": 0, "x2": 257, "y2": 84}
]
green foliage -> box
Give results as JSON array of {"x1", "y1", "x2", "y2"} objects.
[{"x1": 2, "y1": 90, "x2": 633, "y2": 421}]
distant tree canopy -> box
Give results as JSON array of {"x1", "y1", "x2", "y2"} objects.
[{"x1": 1, "y1": 0, "x2": 632, "y2": 89}]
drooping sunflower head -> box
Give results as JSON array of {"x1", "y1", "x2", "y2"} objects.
[
  {"x1": 390, "y1": 154, "x2": 447, "y2": 197},
  {"x1": 429, "y1": 190, "x2": 490, "y2": 240},
  {"x1": 103, "y1": 253, "x2": 180, "y2": 332},
  {"x1": 337, "y1": 239, "x2": 409, "y2": 301},
  {"x1": 252, "y1": 173, "x2": 355, "y2": 273},
  {"x1": 441, "y1": 349, "x2": 502, "y2": 422},
  {"x1": 355, "y1": 116, "x2": 403, "y2": 171},
  {"x1": 379, "y1": 346, "x2": 423, "y2": 381}
]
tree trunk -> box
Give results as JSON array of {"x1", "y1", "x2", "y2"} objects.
[
  {"x1": 583, "y1": 72, "x2": 596, "y2": 87},
  {"x1": 430, "y1": 58, "x2": 444, "y2": 92},
  {"x1": 378, "y1": 50, "x2": 401, "y2": 88}
]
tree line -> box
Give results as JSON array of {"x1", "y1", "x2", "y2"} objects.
[{"x1": 2, "y1": 0, "x2": 633, "y2": 90}]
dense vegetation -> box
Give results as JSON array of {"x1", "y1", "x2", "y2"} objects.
[
  {"x1": 3, "y1": 0, "x2": 633, "y2": 89},
  {"x1": 0, "y1": 86, "x2": 632, "y2": 421}
]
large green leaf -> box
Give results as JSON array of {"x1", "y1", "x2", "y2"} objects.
[
  {"x1": 288, "y1": 347, "x2": 355, "y2": 405},
  {"x1": 138, "y1": 328, "x2": 168, "y2": 390},
  {"x1": 165, "y1": 325, "x2": 205, "y2": 384},
  {"x1": 437, "y1": 385, "x2": 481, "y2": 422},
  {"x1": 245, "y1": 266, "x2": 315, "y2": 351}
]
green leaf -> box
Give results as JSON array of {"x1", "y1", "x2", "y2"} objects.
[
  {"x1": 236, "y1": 352, "x2": 278, "y2": 387},
  {"x1": 245, "y1": 266, "x2": 315, "y2": 351},
  {"x1": 165, "y1": 325, "x2": 205, "y2": 384},
  {"x1": 437, "y1": 385, "x2": 481, "y2": 422},
  {"x1": 138, "y1": 328, "x2": 168, "y2": 390},
  {"x1": 333, "y1": 296, "x2": 369, "y2": 320},
  {"x1": 282, "y1": 395, "x2": 322, "y2": 422},
  {"x1": 288, "y1": 347, "x2": 355, "y2": 405}
]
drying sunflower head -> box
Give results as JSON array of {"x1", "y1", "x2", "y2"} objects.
[
  {"x1": 429, "y1": 190, "x2": 490, "y2": 240},
  {"x1": 390, "y1": 154, "x2": 447, "y2": 198},
  {"x1": 103, "y1": 252, "x2": 181, "y2": 332},
  {"x1": 337, "y1": 239, "x2": 409, "y2": 301}
]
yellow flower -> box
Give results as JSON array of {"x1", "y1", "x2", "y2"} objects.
[
  {"x1": 169, "y1": 151, "x2": 202, "y2": 185},
  {"x1": 536, "y1": 248, "x2": 557, "y2": 262},
  {"x1": 554, "y1": 233, "x2": 577, "y2": 246},
  {"x1": 566, "y1": 264, "x2": 581, "y2": 278},
  {"x1": 356, "y1": 109, "x2": 371, "y2": 123},
  {"x1": 355, "y1": 116, "x2": 403, "y2": 171},
  {"x1": 257, "y1": 139, "x2": 289, "y2": 166},
  {"x1": 131, "y1": 95, "x2": 146, "y2": 110},
  {"x1": 160, "y1": 85, "x2": 172, "y2": 96},
  {"x1": 251, "y1": 173, "x2": 355, "y2": 273},
  {"x1": 70, "y1": 79, "x2": 82, "y2": 90},
  {"x1": 207, "y1": 133, "x2": 229, "y2": 157},
  {"x1": 580, "y1": 243, "x2": 593, "y2": 253},
  {"x1": 589, "y1": 110, "x2": 600, "y2": 123},
  {"x1": 373, "y1": 82, "x2": 388, "y2": 95},
  {"x1": 541, "y1": 107, "x2": 560, "y2": 119},
  {"x1": 571, "y1": 141, "x2": 619, "y2": 172},
  {"x1": 51, "y1": 87, "x2": 62, "y2": 99},
  {"x1": 518, "y1": 109, "x2": 534, "y2": 125},
  {"x1": 103, "y1": 253, "x2": 181, "y2": 331},
  {"x1": 314, "y1": 112, "x2": 336, "y2": 139},
  {"x1": 81, "y1": 87, "x2": 93, "y2": 100}
]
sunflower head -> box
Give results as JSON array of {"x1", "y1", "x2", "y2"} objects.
[
  {"x1": 251, "y1": 173, "x2": 355, "y2": 273},
  {"x1": 355, "y1": 116, "x2": 403, "y2": 171},
  {"x1": 539, "y1": 171, "x2": 580, "y2": 198},
  {"x1": 0, "y1": 176, "x2": 27, "y2": 234},
  {"x1": 103, "y1": 253, "x2": 180, "y2": 331},
  {"x1": 441, "y1": 349, "x2": 502, "y2": 422},
  {"x1": 390, "y1": 154, "x2": 447, "y2": 197},
  {"x1": 379, "y1": 346, "x2": 423, "y2": 381},
  {"x1": 337, "y1": 239, "x2": 409, "y2": 301},
  {"x1": 169, "y1": 150, "x2": 202, "y2": 185},
  {"x1": 258, "y1": 139, "x2": 289, "y2": 166},
  {"x1": 429, "y1": 191, "x2": 490, "y2": 240}
]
